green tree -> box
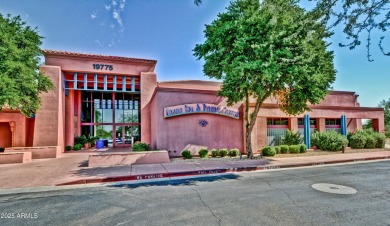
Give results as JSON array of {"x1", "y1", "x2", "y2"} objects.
[
  {"x1": 195, "y1": 0, "x2": 390, "y2": 61},
  {"x1": 0, "y1": 14, "x2": 54, "y2": 117},
  {"x1": 194, "y1": 0, "x2": 336, "y2": 157}
]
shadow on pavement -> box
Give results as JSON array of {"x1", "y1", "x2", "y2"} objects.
[{"x1": 107, "y1": 174, "x2": 241, "y2": 189}]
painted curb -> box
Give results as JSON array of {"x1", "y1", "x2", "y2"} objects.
[{"x1": 56, "y1": 155, "x2": 390, "y2": 186}]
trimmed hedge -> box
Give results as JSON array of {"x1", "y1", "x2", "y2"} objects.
[
  {"x1": 349, "y1": 132, "x2": 366, "y2": 149},
  {"x1": 65, "y1": 145, "x2": 72, "y2": 151},
  {"x1": 349, "y1": 129, "x2": 386, "y2": 149},
  {"x1": 280, "y1": 145, "x2": 289, "y2": 154},
  {"x1": 274, "y1": 146, "x2": 281, "y2": 154},
  {"x1": 73, "y1": 144, "x2": 82, "y2": 151},
  {"x1": 299, "y1": 144, "x2": 307, "y2": 153},
  {"x1": 229, "y1": 148, "x2": 240, "y2": 157},
  {"x1": 199, "y1": 149, "x2": 209, "y2": 158},
  {"x1": 211, "y1": 149, "x2": 219, "y2": 157},
  {"x1": 219, "y1": 148, "x2": 228, "y2": 157},
  {"x1": 288, "y1": 145, "x2": 300, "y2": 154},
  {"x1": 182, "y1": 150, "x2": 192, "y2": 159},
  {"x1": 262, "y1": 146, "x2": 276, "y2": 156}
]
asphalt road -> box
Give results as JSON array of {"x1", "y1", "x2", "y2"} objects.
[{"x1": 0, "y1": 161, "x2": 389, "y2": 226}]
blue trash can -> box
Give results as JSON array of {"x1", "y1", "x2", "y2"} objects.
[{"x1": 96, "y1": 140, "x2": 104, "y2": 149}]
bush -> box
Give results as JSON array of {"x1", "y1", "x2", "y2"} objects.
[
  {"x1": 349, "y1": 132, "x2": 366, "y2": 149},
  {"x1": 228, "y1": 148, "x2": 240, "y2": 157},
  {"x1": 73, "y1": 144, "x2": 82, "y2": 151},
  {"x1": 280, "y1": 145, "x2": 289, "y2": 154},
  {"x1": 262, "y1": 146, "x2": 276, "y2": 156},
  {"x1": 312, "y1": 130, "x2": 348, "y2": 151},
  {"x1": 299, "y1": 144, "x2": 307, "y2": 153},
  {"x1": 65, "y1": 146, "x2": 72, "y2": 151},
  {"x1": 211, "y1": 149, "x2": 219, "y2": 157},
  {"x1": 372, "y1": 132, "x2": 386, "y2": 148},
  {"x1": 364, "y1": 135, "x2": 376, "y2": 149},
  {"x1": 181, "y1": 150, "x2": 192, "y2": 159},
  {"x1": 199, "y1": 149, "x2": 209, "y2": 158},
  {"x1": 311, "y1": 132, "x2": 320, "y2": 147},
  {"x1": 74, "y1": 135, "x2": 88, "y2": 145},
  {"x1": 132, "y1": 142, "x2": 150, "y2": 151},
  {"x1": 288, "y1": 145, "x2": 300, "y2": 154},
  {"x1": 282, "y1": 130, "x2": 303, "y2": 145},
  {"x1": 219, "y1": 148, "x2": 228, "y2": 157},
  {"x1": 274, "y1": 146, "x2": 281, "y2": 154}
]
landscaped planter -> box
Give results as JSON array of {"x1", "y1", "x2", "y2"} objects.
[{"x1": 88, "y1": 150, "x2": 170, "y2": 167}]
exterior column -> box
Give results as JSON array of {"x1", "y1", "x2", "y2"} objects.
[
  {"x1": 288, "y1": 118, "x2": 298, "y2": 132},
  {"x1": 9, "y1": 121, "x2": 15, "y2": 147},
  {"x1": 318, "y1": 118, "x2": 326, "y2": 132},
  {"x1": 65, "y1": 90, "x2": 75, "y2": 147},
  {"x1": 140, "y1": 72, "x2": 157, "y2": 145}
]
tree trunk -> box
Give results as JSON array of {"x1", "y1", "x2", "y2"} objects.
[{"x1": 245, "y1": 126, "x2": 254, "y2": 158}]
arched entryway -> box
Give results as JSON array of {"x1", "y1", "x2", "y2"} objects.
[{"x1": 0, "y1": 122, "x2": 12, "y2": 148}]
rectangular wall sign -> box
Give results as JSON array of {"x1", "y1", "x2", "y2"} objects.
[{"x1": 164, "y1": 103, "x2": 239, "y2": 119}]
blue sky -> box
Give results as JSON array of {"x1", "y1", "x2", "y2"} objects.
[{"x1": 1, "y1": 0, "x2": 389, "y2": 108}]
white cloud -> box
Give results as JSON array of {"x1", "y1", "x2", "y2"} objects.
[
  {"x1": 105, "y1": 5, "x2": 111, "y2": 11},
  {"x1": 120, "y1": 0, "x2": 126, "y2": 10},
  {"x1": 91, "y1": 13, "x2": 97, "y2": 19},
  {"x1": 112, "y1": 9, "x2": 123, "y2": 27}
]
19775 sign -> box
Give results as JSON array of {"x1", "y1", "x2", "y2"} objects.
[{"x1": 92, "y1": 63, "x2": 113, "y2": 71}]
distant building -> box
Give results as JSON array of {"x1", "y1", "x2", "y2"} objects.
[{"x1": 0, "y1": 50, "x2": 384, "y2": 155}]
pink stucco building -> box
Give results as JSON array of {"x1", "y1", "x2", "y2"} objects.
[{"x1": 0, "y1": 51, "x2": 385, "y2": 156}]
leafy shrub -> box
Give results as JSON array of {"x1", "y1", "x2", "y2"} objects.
[
  {"x1": 274, "y1": 146, "x2": 281, "y2": 154},
  {"x1": 364, "y1": 135, "x2": 376, "y2": 149},
  {"x1": 74, "y1": 135, "x2": 88, "y2": 145},
  {"x1": 73, "y1": 144, "x2": 82, "y2": 151},
  {"x1": 349, "y1": 132, "x2": 366, "y2": 149},
  {"x1": 288, "y1": 145, "x2": 300, "y2": 154},
  {"x1": 211, "y1": 149, "x2": 219, "y2": 157},
  {"x1": 132, "y1": 142, "x2": 150, "y2": 151},
  {"x1": 199, "y1": 149, "x2": 209, "y2": 158},
  {"x1": 299, "y1": 144, "x2": 307, "y2": 153},
  {"x1": 385, "y1": 125, "x2": 390, "y2": 138},
  {"x1": 262, "y1": 146, "x2": 276, "y2": 156},
  {"x1": 282, "y1": 130, "x2": 303, "y2": 145},
  {"x1": 219, "y1": 148, "x2": 228, "y2": 157},
  {"x1": 280, "y1": 145, "x2": 289, "y2": 154},
  {"x1": 65, "y1": 146, "x2": 72, "y2": 151},
  {"x1": 181, "y1": 150, "x2": 192, "y2": 159},
  {"x1": 311, "y1": 132, "x2": 320, "y2": 147},
  {"x1": 228, "y1": 148, "x2": 240, "y2": 157},
  {"x1": 372, "y1": 132, "x2": 386, "y2": 148},
  {"x1": 312, "y1": 130, "x2": 348, "y2": 151}
]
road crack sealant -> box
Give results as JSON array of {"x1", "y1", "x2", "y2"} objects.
[{"x1": 192, "y1": 186, "x2": 222, "y2": 226}]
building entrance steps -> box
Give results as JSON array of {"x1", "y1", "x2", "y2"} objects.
[{"x1": 0, "y1": 150, "x2": 389, "y2": 189}]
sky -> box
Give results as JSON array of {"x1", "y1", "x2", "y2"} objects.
[{"x1": 0, "y1": 0, "x2": 389, "y2": 108}]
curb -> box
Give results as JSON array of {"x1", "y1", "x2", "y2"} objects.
[{"x1": 56, "y1": 155, "x2": 390, "y2": 186}]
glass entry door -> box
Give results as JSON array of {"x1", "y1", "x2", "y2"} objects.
[{"x1": 114, "y1": 125, "x2": 133, "y2": 147}]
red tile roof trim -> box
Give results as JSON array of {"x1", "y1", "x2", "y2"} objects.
[{"x1": 42, "y1": 50, "x2": 157, "y2": 64}]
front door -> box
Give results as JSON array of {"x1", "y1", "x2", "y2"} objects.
[{"x1": 114, "y1": 125, "x2": 133, "y2": 147}]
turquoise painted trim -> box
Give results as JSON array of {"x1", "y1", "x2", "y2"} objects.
[
  {"x1": 131, "y1": 77, "x2": 135, "y2": 91},
  {"x1": 104, "y1": 74, "x2": 107, "y2": 91},
  {"x1": 122, "y1": 76, "x2": 126, "y2": 91},
  {"x1": 73, "y1": 72, "x2": 77, "y2": 89},
  {"x1": 113, "y1": 75, "x2": 117, "y2": 91},
  {"x1": 94, "y1": 74, "x2": 97, "y2": 90},
  {"x1": 84, "y1": 73, "x2": 87, "y2": 90}
]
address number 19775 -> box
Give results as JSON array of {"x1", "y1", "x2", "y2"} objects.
[{"x1": 93, "y1": 64, "x2": 113, "y2": 71}]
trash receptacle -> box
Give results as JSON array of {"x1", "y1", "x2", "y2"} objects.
[{"x1": 96, "y1": 140, "x2": 104, "y2": 149}]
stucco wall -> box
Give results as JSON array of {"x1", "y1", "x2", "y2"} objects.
[{"x1": 152, "y1": 90, "x2": 244, "y2": 156}]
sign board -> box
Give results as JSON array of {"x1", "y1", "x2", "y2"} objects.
[{"x1": 164, "y1": 103, "x2": 239, "y2": 119}]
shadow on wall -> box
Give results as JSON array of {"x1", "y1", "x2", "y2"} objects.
[
  {"x1": 107, "y1": 174, "x2": 242, "y2": 190},
  {"x1": 0, "y1": 122, "x2": 12, "y2": 148}
]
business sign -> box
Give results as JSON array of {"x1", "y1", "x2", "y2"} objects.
[{"x1": 164, "y1": 103, "x2": 240, "y2": 119}]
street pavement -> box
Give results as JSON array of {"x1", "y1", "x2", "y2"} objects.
[
  {"x1": 0, "y1": 151, "x2": 389, "y2": 189},
  {"x1": 0, "y1": 161, "x2": 389, "y2": 226}
]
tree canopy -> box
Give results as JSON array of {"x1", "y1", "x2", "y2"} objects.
[
  {"x1": 195, "y1": 0, "x2": 390, "y2": 61},
  {"x1": 0, "y1": 14, "x2": 53, "y2": 117},
  {"x1": 193, "y1": 0, "x2": 336, "y2": 157}
]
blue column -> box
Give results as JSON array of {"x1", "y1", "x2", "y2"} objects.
[
  {"x1": 73, "y1": 72, "x2": 77, "y2": 89},
  {"x1": 341, "y1": 115, "x2": 347, "y2": 136},
  {"x1": 131, "y1": 76, "x2": 135, "y2": 91},
  {"x1": 304, "y1": 115, "x2": 311, "y2": 149}
]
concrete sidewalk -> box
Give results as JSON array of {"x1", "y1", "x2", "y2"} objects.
[{"x1": 0, "y1": 150, "x2": 389, "y2": 189}]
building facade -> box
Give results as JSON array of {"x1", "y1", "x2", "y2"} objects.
[{"x1": 0, "y1": 51, "x2": 385, "y2": 156}]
